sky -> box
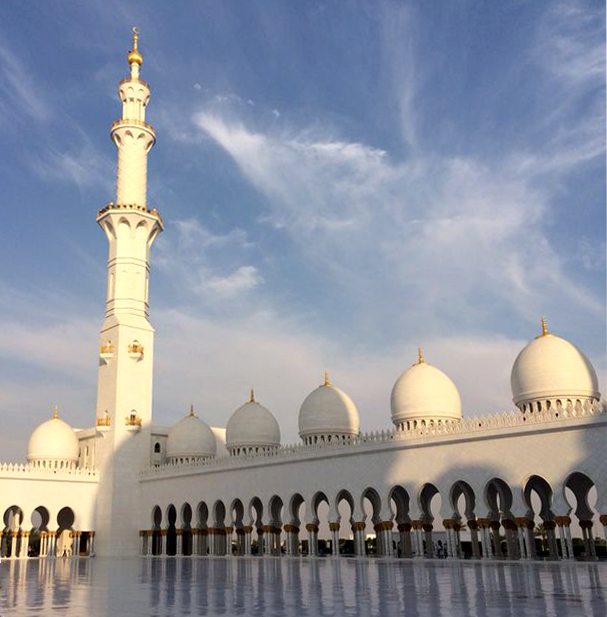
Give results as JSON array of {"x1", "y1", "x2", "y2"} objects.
[{"x1": 0, "y1": 1, "x2": 604, "y2": 462}]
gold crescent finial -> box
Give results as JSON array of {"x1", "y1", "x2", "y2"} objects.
[
  {"x1": 51, "y1": 405, "x2": 59, "y2": 419},
  {"x1": 323, "y1": 370, "x2": 331, "y2": 386},
  {"x1": 541, "y1": 316, "x2": 548, "y2": 337},
  {"x1": 249, "y1": 388, "x2": 255, "y2": 403},
  {"x1": 128, "y1": 26, "x2": 143, "y2": 66},
  {"x1": 417, "y1": 346, "x2": 424, "y2": 364}
]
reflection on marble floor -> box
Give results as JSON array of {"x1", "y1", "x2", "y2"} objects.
[{"x1": 1, "y1": 556, "x2": 605, "y2": 617}]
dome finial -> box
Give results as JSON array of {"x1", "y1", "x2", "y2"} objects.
[
  {"x1": 417, "y1": 346, "x2": 424, "y2": 365},
  {"x1": 189, "y1": 403, "x2": 195, "y2": 416},
  {"x1": 249, "y1": 388, "x2": 255, "y2": 403},
  {"x1": 51, "y1": 405, "x2": 59, "y2": 419},
  {"x1": 128, "y1": 26, "x2": 143, "y2": 67},
  {"x1": 323, "y1": 370, "x2": 331, "y2": 386},
  {"x1": 541, "y1": 316, "x2": 549, "y2": 337}
]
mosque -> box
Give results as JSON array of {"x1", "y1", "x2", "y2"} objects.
[{"x1": 1, "y1": 31, "x2": 605, "y2": 563}]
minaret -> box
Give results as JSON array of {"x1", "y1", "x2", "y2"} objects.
[
  {"x1": 94, "y1": 28, "x2": 162, "y2": 556},
  {"x1": 95, "y1": 27, "x2": 162, "y2": 429}
]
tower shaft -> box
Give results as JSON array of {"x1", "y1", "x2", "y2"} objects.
[{"x1": 93, "y1": 29, "x2": 161, "y2": 556}]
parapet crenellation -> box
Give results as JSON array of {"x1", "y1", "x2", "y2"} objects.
[
  {"x1": 0, "y1": 462, "x2": 99, "y2": 481},
  {"x1": 141, "y1": 399, "x2": 606, "y2": 479}
]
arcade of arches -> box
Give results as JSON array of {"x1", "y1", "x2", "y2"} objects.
[
  {"x1": 1, "y1": 505, "x2": 94, "y2": 559},
  {"x1": 141, "y1": 472, "x2": 606, "y2": 561}
]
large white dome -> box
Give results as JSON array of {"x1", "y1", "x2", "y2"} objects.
[
  {"x1": 27, "y1": 409, "x2": 79, "y2": 467},
  {"x1": 298, "y1": 375, "x2": 360, "y2": 441},
  {"x1": 226, "y1": 392, "x2": 281, "y2": 453},
  {"x1": 391, "y1": 352, "x2": 462, "y2": 428},
  {"x1": 166, "y1": 408, "x2": 217, "y2": 460},
  {"x1": 511, "y1": 326, "x2": 600, "y2": 411}
]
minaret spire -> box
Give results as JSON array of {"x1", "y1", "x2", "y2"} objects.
[{"x1": 128, "y1": 27, "x2": 143, "y2": 78}]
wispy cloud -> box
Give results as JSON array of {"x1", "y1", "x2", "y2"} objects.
[
  {"x1": 0, "y1": 44, "x2": 49, "y2": 124},
  {"x1": 30, "y1": 138, "x2": 114, "y2": 193},
  {"x1": 155, "y1": 218, "x2": 261, "y2": 305},
  {"x1": 194, "y1": 111, "x2": 603, "y2": 344}
]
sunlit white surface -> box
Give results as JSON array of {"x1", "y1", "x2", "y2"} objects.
[{"x1": 1, "y1": 557, "x2": 605, "y2": 616}]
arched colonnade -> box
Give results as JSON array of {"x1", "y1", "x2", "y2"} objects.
[
  {"x1": 0, "y1": 505, "x2": 94, "y2": 559},
  {"x1": 141, "y1": 471, "x2": 606, "y2": 561}
]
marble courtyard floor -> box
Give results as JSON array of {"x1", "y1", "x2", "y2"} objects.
[{"x1": 1, "y1": 556, "x2": 605, "y2": 616}]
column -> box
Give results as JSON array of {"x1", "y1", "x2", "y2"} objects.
[
  {"x1": 49, "y1": 531, "x2": 58, "y2": 557},
  {"x1": 39, "y1": 532, "x2": 47, "y2": 557},
  {"x1": 564, "y1": 522, "x2": 574, "y2": 560},
  {"x1": 234, "y1": 528, "x2": 244, "y2": 556},
  {"x1": 89, "y1": 531, "x2": 96, "y2": 557},
  {"x1": 411, "y1": 521, "x2": 424, "y2": 558},
  {"x1": 515, "y1": 519, "x2": 528, "y2": 559},
  {"x1": 306, "y1": 524, "x2": 319, "y2": 557},
  {"x1": 243, "y1": 526, "x2": 253, "y2": 555},
  {"x1": 468, "y1": 520, "x2": 481, "y2": 558},
  {"x1": 502, "y1": 520, "x2": 518, "y2": 559},
  {"x1": 422, "y1": 523, "x2": 434, "y2": 558},
  {"x1": 477, "y1": 519, "x2": 490, "y2": 558},
  {"x1": 225, "y1": 526, "x2": 234, "y2": 556},
  {"x1": 442, "y1": 520, "x2": 454, "y2": 559},
  {"x1": 261, "y1": 526, "x2": 273, "y2": 556},
  {"x1": 490, "y1": 521, "x2": 501, "y2": 559},
  {"x1": 397, "y1": 523, "x2": 412, "y2": 557},
  {"x1": 377, "y1": 522, "x2": 393, "y2": 557},
  {"x1": 176, "y1": 529, "x2": 183, "y2": 556},
  {"x1": 600, "y1": 515, "x2": 607, "y2": 547},
  {"x1": 10, "y1": 531, "x2": 18, "y2": 558},
  {"x1": 329, "y1": 523, "x2": 340, "y2": 556},
  {"x1": 283, "y1": 524, "x2": 298, "y2": 555},
  {"x1": 524, "y1": 520, "x2": 537, "y2": 559},
  {"x1": 19, "y1": 531, "x2": 30, "y2": 558},
  {"x1": 73, "y1": 531, "x2": 80, "y2": 557},
  {"x1": 580, "y1": 520, "x2": 597, "y2": 559},
  {"x1": 351, "y1": 522, "x2": 366, "y2": 556},
  {"x1": 140, "y1": 531, "x2": 147, "y2": 556},
  {"x1": 554, "y1": 518, "x2": 568, "y2": 559},
  {"x1": 543, "y1": 521, "x2": 559, "y2": 559},
  {"x1": 199, "y1": 529, "x2": 208, "y2": 555}
]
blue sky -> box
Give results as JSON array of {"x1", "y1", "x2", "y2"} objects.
[{"x1": 0, "y1": 1, "x2": 604, "y2": 460}]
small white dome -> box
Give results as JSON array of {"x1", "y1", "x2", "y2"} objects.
[
  {"x1": 226, "y1": 392, "x2": 280, "y2": 452},
  {"x1": 391, "y1": 352, "x2": 462, "y2": 426},
  {"x1": 166, "y1": 409, "x2": 217, "y2": 460},
  {"x1": 298, "y1": 375, "x2": 360, "y2": 439},
  {"x1": 511, "y1": 326, "x2": 600, "y2": 409},
  {"x1": 28, "y1": 410, "x2": 79, "y2": 465}
]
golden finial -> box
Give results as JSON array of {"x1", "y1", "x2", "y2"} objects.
[
  {"x1": 128, "y1": 26, "x2": 143, "y2": 66},
  {"x1": 541, "y1": 316, "x2": 549, "y2": 337},
  {"x1": 323, "y1": 370, "x2": 331, "y2": 386},
  {"x1": 189, "y1": 404, "x2": 195, "y2": 416},
  {"x1": 51, "y1": 405, "x2": 59, "y2": 419},
  {"x1": 417, "y1": 346, "x2": 424, "y2": 365},
  {"x1": 249, "y1": 388, "x2": 255, "y2": 403}
]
